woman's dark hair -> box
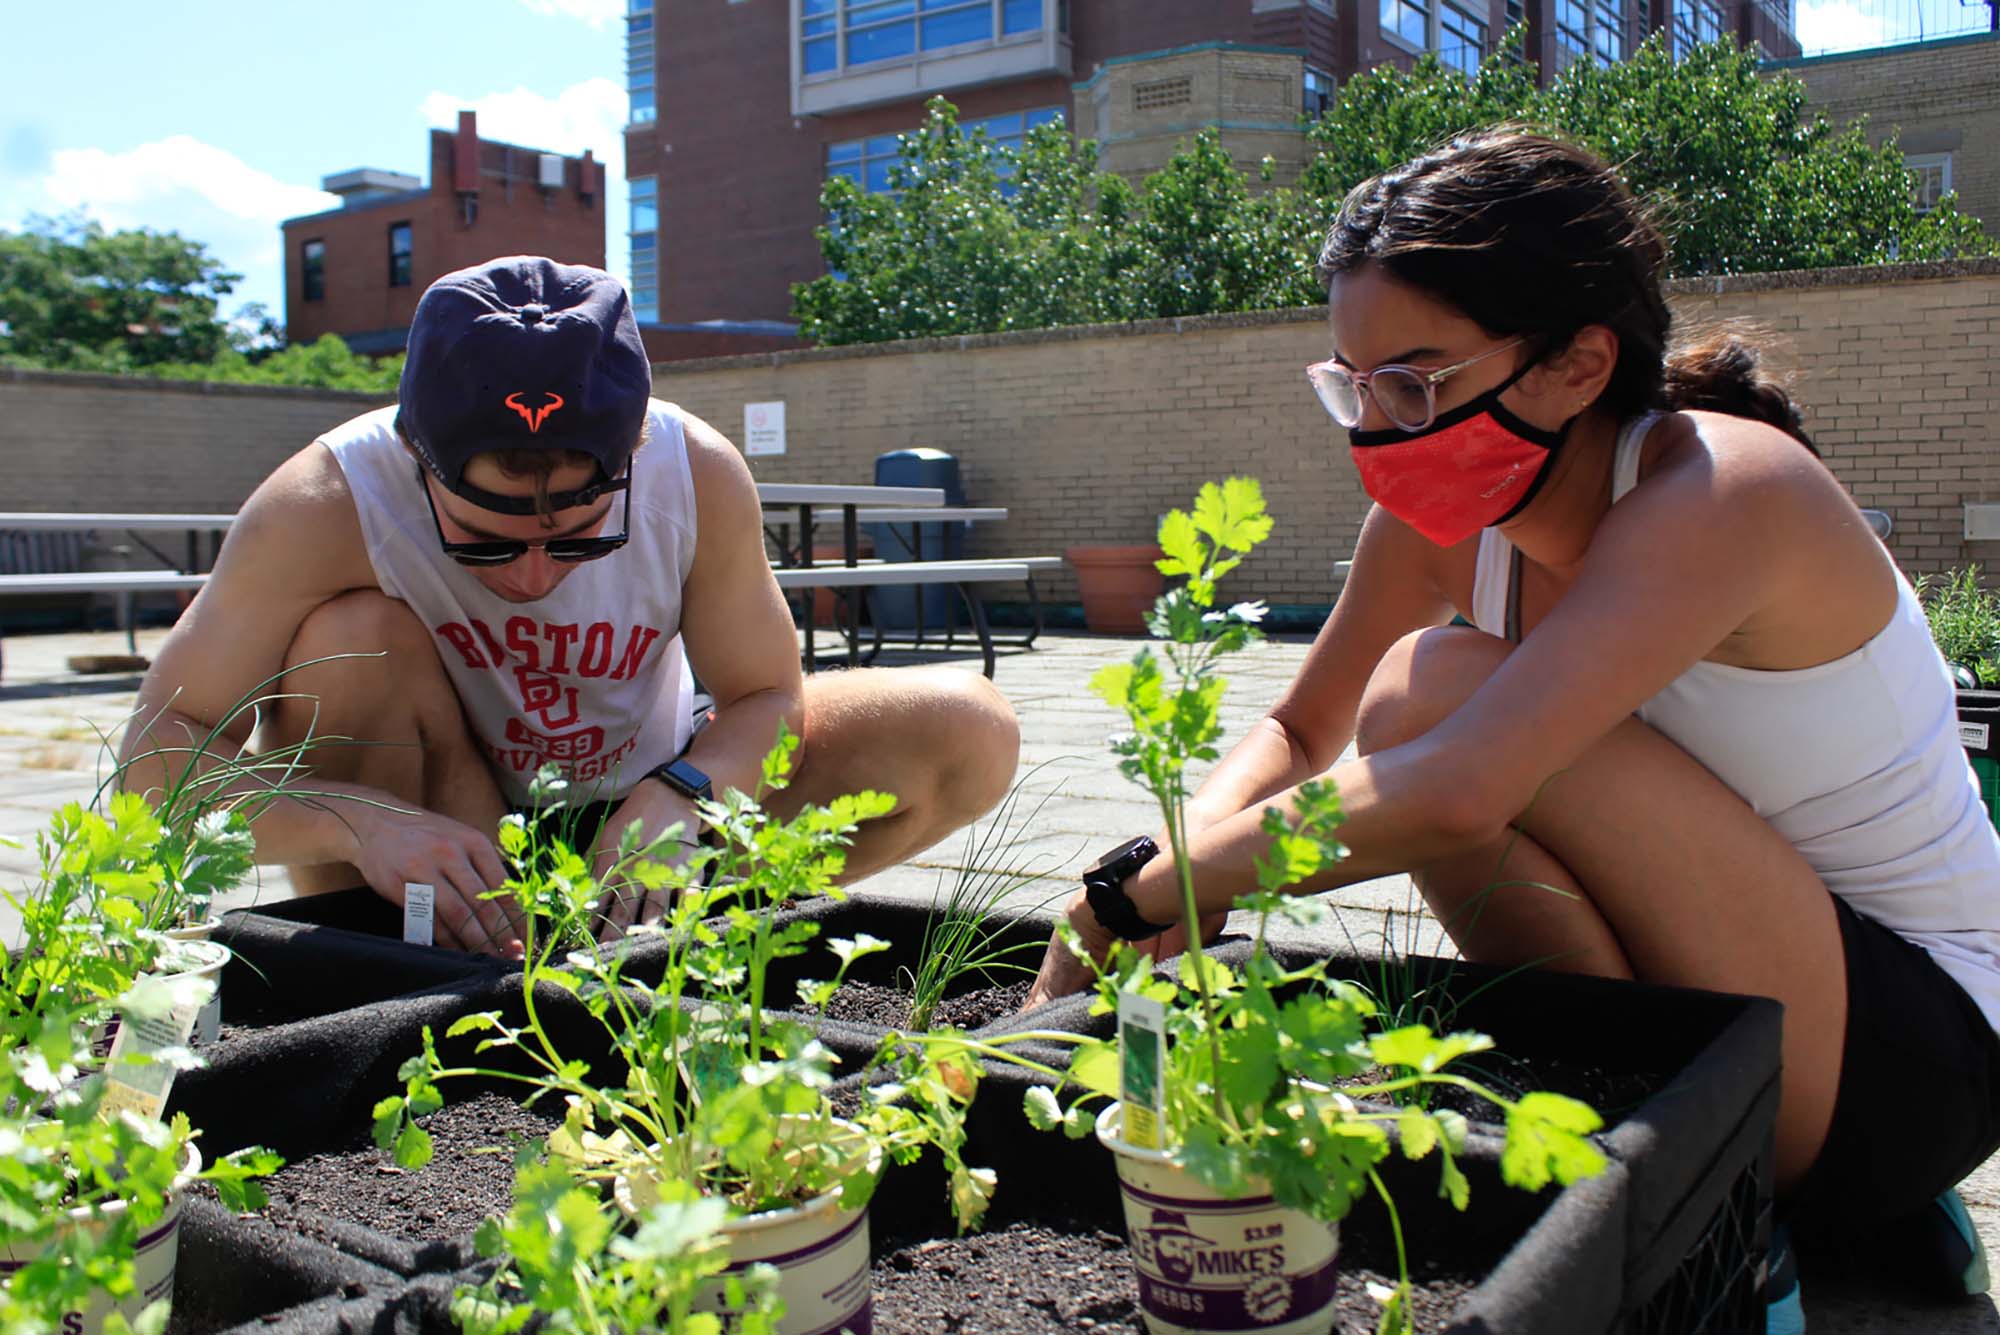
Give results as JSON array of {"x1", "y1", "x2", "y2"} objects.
[{"x1": 1317, "y1": 128, "x2": 1815, "y2": 451}]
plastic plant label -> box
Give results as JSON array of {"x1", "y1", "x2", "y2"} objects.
[
  {"x1": 99, "y1": 976, "x2": 206, "y2": 1122},
  {"x1": 403, "y1": 882, "x2": 436, "y2": 946},
  {"x1": 1118, "y1": 991, "x2": 1168, "y2": 1151}
]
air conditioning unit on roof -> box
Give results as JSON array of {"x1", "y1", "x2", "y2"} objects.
[{"x1": 538, "y1": 154, "x2": 565, "y2": 189}]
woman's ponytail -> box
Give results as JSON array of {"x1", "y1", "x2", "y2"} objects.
[{"x1": 1663, "y1": 323, "x2": 1817, "y2": 454}]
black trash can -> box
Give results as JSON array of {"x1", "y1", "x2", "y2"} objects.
[{"x1": 868, "y1": 448, "x2": 966, "y2": 631}]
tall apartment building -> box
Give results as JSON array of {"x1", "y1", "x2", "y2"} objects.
[
  {"x1": 282, "y1": 112, "x2": 607, "y2": 354},
  {"x1": 622, "y1": 0, "x2": 1798, "y2": 334}
]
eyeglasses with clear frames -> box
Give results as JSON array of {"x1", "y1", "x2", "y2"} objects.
[{"x1": 1305, "y1": 337, "x2": 1528, "y2": 433}]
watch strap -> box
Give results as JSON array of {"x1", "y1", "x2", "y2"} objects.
[{"x1": 1083, "y1": 839, "x2": 1170, "y2": 941}]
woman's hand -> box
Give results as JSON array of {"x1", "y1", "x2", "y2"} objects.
[
  {"x1": 1023, "y1": 887, "x2": 1230, "y2": 1010},
  {"x1": 1024, "y1": 888, "x2": 1115, "y2": 1010}
]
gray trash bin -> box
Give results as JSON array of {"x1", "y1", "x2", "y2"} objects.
[{"x1": 868, "y1": 448, "x2": 965, "y2": 631}]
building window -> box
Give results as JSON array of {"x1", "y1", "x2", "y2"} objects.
[
  {"x1": 627, "y1": 1, "x2": 656, "y2": 123},
  {"x1": 1555, "y1": 0, "x2": 1621, "y2": 66},
  {"x1": 388, "y1": 223, "x2": 413, "y2": 288},
  {"x1": 629, "y1": 176, "x2": 658, "y2": 322},
  {"x1": 302, "y1": 240, "x2": 325, "y2": 302},
  {"x1": 803, "y1": 0, "x2": 1044, "y2": 77},
  {"x1": 1907, "y1": 152, "x2": 1953, "y2": 214},
  {"x1": 826, "y1": 106, "x2": 1062, "y2": 195},
  {"x1": 1438, "y1": 2, "x2": 1488, "y2": 73},
  {"x1": 1304, "y1": 65, "x2": 1334, "y2": 118},
  {"x1": 1381, "y1": 0, "x2": 1430, "y2": 48},
  {"x1": 1671, "y1": 0, "x2": 1722, "y2": 55}
]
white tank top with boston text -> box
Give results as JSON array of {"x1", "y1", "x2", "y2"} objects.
[{"x1": 322, "y1": 400, "x2": 697, "y2": 806}]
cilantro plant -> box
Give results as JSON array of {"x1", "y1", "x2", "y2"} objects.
[
  {"x1": 449, "y1": 1156, "x2": 780, "y2": 1335},
  {"x1": 1025, "y1": 479, "x2": 1609, "y2": 1334},
  {"x1": 1, "y1": 796, "x2": 280, "y2": 1335},
  {"x1": 375, "y1": 724, "x2": 1036, "y2": 1320}
]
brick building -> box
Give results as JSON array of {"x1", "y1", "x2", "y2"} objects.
[
  {"x1": 281, "y1": 112, "x2": 608, "y2": 355},
  {"x1": 1767, "y1": 31, "x2": 2000, "y2": 240},
  {"x1": 622, "y1": 0, "x2": 1799, "y2": 331}
]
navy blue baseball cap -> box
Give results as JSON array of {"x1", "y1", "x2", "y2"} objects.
[{"x1": 397, "y1": 256, "x2": 651, "y2": 515}]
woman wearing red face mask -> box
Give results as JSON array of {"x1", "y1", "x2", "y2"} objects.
[{"x1": 1028, "y1": 129, "x2": 2000, "y2": 1319}]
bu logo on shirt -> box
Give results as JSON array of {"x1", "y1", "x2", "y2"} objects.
[
  {"x1": 515, "y1": 665, "x2": 580, "y2": 730},
  {"x1": 503, "y1": 391, "x2": 565, "y2": 433}
]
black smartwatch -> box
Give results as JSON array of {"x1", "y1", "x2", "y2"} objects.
[
  {"x1": 1082, "y1": 835, "x2": 1171, "y2": 941},
  {"x1": 647, "y1": 757, "x2": 713, "y2": 803}
]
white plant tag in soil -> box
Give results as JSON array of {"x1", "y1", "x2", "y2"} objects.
[
  {"x1": 403, "y1": 882, "x2": 435, "y2": 946},
  {"x1": 100, "y1": 975, "x2": 206, "y2": 1121},
  {"x1": 1118, "y1": 993, "x2": 1167, "y2": 1152}
]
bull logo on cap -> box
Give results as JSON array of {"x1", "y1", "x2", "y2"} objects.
[{"x1": 503, "y1": 391, "x2": 566, "y2": 433}]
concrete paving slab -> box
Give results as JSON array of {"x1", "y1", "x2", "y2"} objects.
[{"x1": 0, "y1": 624, "x2": 1993, "y2": 1329}]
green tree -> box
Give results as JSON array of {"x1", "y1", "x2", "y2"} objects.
[
  {"x1": 793, "y1": 43, "x2": 1994, "y2": 345},
  {"x1": 141, "y1": 335, "x2": 403, "y2": 394},
  {"x1": 0, "y1": 213, "x2": 243, "y2": 370}
]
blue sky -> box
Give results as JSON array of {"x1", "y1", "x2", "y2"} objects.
[
  {"x1": 1, "y1": 0, "x2": 630, "y2": 326},
  {"x1": 0, "y1": 0, "x2": 1966, "y2": 337}
]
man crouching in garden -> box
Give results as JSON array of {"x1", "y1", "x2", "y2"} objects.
[{"x1": 116, "y1": 255, "x2": 1019, "y2": 954}]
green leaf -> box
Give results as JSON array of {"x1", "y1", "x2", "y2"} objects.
[
  {"x1": 445, "y1": 1011, "x2": 501, "y2": 1039},
  {"x1": 1368, "y1": 1025, "x2": 1493, "y2": 1073},
  {"x1": 1501, "y1": 1092, "x2": 1607, "y2": 1192},
  {"x1": 1023, "y1": 1085, "x2": 1066, "y2": 1132},
  {"x1": 394, "y1": 1123, "x2": 435, "y2": 1171},
  {"x1": 1398, "y1": 1105, "x2": 1438, "y2": 1161},
  {"x1": 1068, "y1": 1040, "x2": 1121, "y2": 1100}
]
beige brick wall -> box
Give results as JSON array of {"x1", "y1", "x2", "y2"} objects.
[
  {"x1": 1778, "y1": 32, "x2": 2000, "y2": 237},
  {"x1": 0, "y1": 371, "x2": 384, "y2": 516},
  {"x1": 655, "y1": 258, "x2": 2000, "y2": 605},
  {"x1": 4, "y1": 257, "x2": 1995, "y2": 608}
]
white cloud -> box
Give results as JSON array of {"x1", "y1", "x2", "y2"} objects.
[
  {"x1": 420, "y1": 79, "x2": 631, "y2": 292},
  {"x1": 21, "y1": 135, "x2": 338, "y2": 318},
  {"x1": 1795, "y1": 0, "x2": 1892, "y2": 52},
  {"x1": 518, "y1": 0, "x2": 626, "y2": 31}
]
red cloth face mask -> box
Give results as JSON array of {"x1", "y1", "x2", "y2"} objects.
[{"x1": 1348, "y1": 370, "x2": 1573, "y2": 547}]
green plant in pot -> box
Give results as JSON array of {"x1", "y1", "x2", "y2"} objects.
[
  {"x1": 377, "y1": 733, "x2": 1018, "y2": 1335},
  {"x1": 1026, "y1": 480, "x2": 1610, "y2": 1335},
  {"x1": 2, "y1": 798, "x2": 280, "y2": 1335},
  {"x1": 1916, "y1": 567, "x2": 2000, "y2": 835}
]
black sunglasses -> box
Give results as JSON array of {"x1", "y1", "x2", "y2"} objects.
[{"x1": 419, "y1": 461, "x2": 633, "y2": 567}]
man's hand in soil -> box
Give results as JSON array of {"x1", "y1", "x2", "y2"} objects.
[
  {"x1": 351, "y1": 805, "x2": 522, "y2": 957},
  {"x1": 1023, "y1": 888, "x2": 1229, "y2": 1012},
  {"x1": 591, "y1": 785, "x2": 701, "y2": 943}
]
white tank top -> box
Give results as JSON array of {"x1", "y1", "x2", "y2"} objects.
[
  {"x1": 322, "y1": 401, "x2": 697, "y2": 806},
  {"x1": 1473, "y1": 412, "x2": 2000, "y2": 1033}
]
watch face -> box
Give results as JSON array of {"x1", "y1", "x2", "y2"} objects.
[
  {"x1": 661, "y1": 759, "x2": 712, "y2": 799},
  {"x1": 1088, "y1": 835, "x2": 1154, "y2": 877}
]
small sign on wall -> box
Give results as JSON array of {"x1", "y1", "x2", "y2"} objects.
[{"x1": 744, "y1": 401, "x2": 787, "y2": 456}]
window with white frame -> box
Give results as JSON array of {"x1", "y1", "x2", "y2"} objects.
[
  {"x1": 1907, "y1": 152, "x2": 1953, "y2": 214},
  {"x1": 1671, "y1": 0, "x2": 1722, "y2": 56},
  {"x1": 826, "y1": 106, "x2": 1062, "y2": 195},
  {"x1": 627, "y1": 0, "x2": 656, "y2": 123},
  {"x1": 629, "y1": 176, "x2": 658, "y2": 322},
  {"x1": 802, "y1": 0, "x2": 1045, "y2": 78},
  {"x1": 1304, "y1": 66, "x2": 1334, "y2": 118}
]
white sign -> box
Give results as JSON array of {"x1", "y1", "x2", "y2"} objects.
[
  {"x1": 744, "y1": 401, "x2": 787, "y2": 457},
  {"x1": 403, "y1": 882, "x2": 436, "y2": 947}
]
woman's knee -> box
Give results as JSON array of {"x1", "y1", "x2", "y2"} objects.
[{"x1": 1354, "y1": 625, "x2": 1512, "y2": 756}]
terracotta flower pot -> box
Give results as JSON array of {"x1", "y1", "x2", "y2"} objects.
[{"x1": 1065, "y1": 544, "x2": 1166, "y2": 635}]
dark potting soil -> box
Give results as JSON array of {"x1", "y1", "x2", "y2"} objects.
[
  {"x1": 869, "y1": 1218, "x2": 1474, "y2": 1334},
  {"x1": 220, "y1": 1093, "x2": 559, "y2": 1242},
  {"x1": 820, "y1": 978, "x2": 1037, "y2": 1031}
]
